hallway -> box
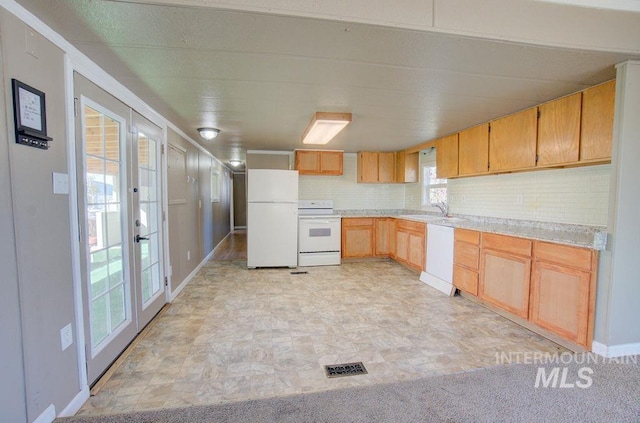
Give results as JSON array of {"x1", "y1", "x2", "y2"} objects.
[{"x1": 77, "y1": 235, "x2": 562, "y2": 416}]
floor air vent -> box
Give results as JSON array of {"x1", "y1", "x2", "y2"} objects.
[{"x1": 324, "y1": 362, "x2": 368, "y2": 378}]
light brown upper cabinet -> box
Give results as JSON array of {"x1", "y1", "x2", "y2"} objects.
[
  {"x1": 489, "y1": 107, "x2": 538, "y2": 172},
  {"x1": 580, "y1": 80, "x2": 615, "y2": 162},
  {"x1": 459, "y1": 123, "x2": 490, "y2": 176},
  {"x1": 357, "y1": 151, "x2": 395, "y2": 183},
  {"x1": 537, "y1": 92, "x2": 582, "y2": 167},
  {"x1": 435, "y1": 133, "x2": 459, "y2": 178},
  {"x1": 396, "y1": 151, "x2": 419, "y2": 183},
  {"x1": 295, "y1": 150, "x2": 343, "y2": 175}
]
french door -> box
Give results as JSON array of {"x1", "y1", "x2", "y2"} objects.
[{"x1": 74, "y1": 74, "x2": 165, "y2": 384}]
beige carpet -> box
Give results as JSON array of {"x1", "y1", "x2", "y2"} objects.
[{"x1": 57, "y1": 356, "x2": 640, "y2": 422}]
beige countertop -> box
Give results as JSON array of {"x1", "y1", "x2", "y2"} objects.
[{"x1": 337, "y1": 209, "x2": 606, "y2": 250}]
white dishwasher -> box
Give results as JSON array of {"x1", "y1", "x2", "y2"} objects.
[{"x1": 420, "y1": 224, "x2": 455, "y2": 296}]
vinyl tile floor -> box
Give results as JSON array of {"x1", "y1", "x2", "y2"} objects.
[{"x1": 77, "y1": 259, "x2": 564, "y2": 415}]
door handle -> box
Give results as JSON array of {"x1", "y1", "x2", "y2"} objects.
[{"x1": 135, "y1": 234, "x2": 149, "y2": 243}]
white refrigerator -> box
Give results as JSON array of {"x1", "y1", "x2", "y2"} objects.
[{"x1": 247, "y1": 169, "x2": 299, "y2": 268}]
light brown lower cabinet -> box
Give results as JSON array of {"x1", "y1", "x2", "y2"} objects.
[
  {"x1": 530, "y1": 241, "x2": 597, "y2": 347},
  {"x1": 395, "y1": 220, "x2": 426, "y2": 272},
  {"x1": 478, "y1": 234, "x2": 532, "y2": 320},
  {"x1": 341, "y1": 218, "x2": 375, "y2": 258}
]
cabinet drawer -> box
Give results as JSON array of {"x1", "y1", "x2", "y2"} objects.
[
  {"x1": 455, "y1": 228, "x2": 479, "y2": 245},
  {"x1": 454, "y1": 241, "x2": 479, "y2": 270},
  {"x1": 454, "y1": 265, "x2": 478, "y2": 296},
  {"x1": 482, "y1": 233, "x2": 532, "y2": 257},
  {"x1": 396, "y1": 219, "x2": 425, "y2": 233},
  {"x1": 534, "y1": 241, "x2": 592, "y2": 271},
  {"x1": 342, "y1": 218, "x2": 374, "y2": 227}
]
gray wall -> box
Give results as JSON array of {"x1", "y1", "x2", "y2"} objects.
[
  {"x1": 1, "y1": 10, "x2": 79, "y2": 421},
  {"x1": 246, "y1": 152, "x2": 291, "y2": 169},
  {"x1": 167, "y1": 128, "x2": 231, "y2": 292},
  {"x1": 0, "y1": 22, "x2": 27, "y2": 422},
  {"x1": 595, "y1": 61, "x2": 640, "y2": 348}
]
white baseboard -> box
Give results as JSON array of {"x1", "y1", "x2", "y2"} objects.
[
  {"x1": 58, "y1": 385, "x2": 90, "y2": 417},
  {"x1": 168, "y1": 232, "x2": 231, "y2": 302},
  {"x1": 419, "y1": 271, "x2": 455, "y2": 296},
  {"x1": 33, "y1": 404, "x2": 56, "y2": 423},
  {"x1": 592, "y1": 341, "x2": 640, "y2": 357}
]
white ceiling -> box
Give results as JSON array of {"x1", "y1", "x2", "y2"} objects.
[{"x1": 14, "y1": 0, "x2": 640, "y2": 167}]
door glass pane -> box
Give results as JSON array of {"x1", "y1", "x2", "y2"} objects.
[
  {"x1": 104, "y1": 117, "x2": 120, "y2": 162},
  {"x1": 141, "y1": 239, "x2": 150, "y2": 270},
  {"x1": 89, "y1": 251, "x2": 108, "y2": 299},
  {"x1": 83, "y1": 104, "x2": 129, "y2": 351},
  {"x1": 107, "y1": 245, "x2": 123, "y2": 288},
  {"x1": 109, "y1": 286, "x2": 126, "y2": 330},
  {"x1": 90, "y1": 294, "x2": 109, "y2": 347}
]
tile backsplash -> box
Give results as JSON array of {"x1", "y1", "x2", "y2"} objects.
[
  {"x1": 448, "y1": 164, "x2": 611, "y2": 226},
  {"x1": 298, "y1": 153, "x2": 405, "y2": 209},
  {"x1": 298, "y1": 149, "x2": 610, "y2": 226}
]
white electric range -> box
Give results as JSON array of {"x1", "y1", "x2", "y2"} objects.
[{"x1": 297, "y1": 200, "x2": 342, "y2": 267}]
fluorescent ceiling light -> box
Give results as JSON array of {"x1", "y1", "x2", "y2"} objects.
[
  {"x1": 302, "y1": 112, "x2": 352, "y2": 145},
  {"x1": 198, "y1": 127, "x2": 220, "y2": 141}
]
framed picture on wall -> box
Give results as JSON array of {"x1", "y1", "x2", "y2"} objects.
[{"x1": 11, "y1": 78, "x2": 52, "y2": 149}]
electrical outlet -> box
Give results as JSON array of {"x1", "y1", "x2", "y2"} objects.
[
  {"x1": 60, "y1": 324, "x2": 73, "y2": 351},
  {"x1": 187, "y1": 250, "x2": 191, "y2": 261},
  {"x1": 516, "y1": 194, "x2": 524, "y2": 205}
]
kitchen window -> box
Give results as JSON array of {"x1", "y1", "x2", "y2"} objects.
[
  {"x1": 420, "y1": 148, "x2": 447, "y2": 212},
  {"x1": 422, "y1": 164, "x2": 448, "y2": 208}
]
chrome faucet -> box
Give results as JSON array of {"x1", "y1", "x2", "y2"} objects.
[{"x1": 434, "y1": 201, "x2": 448, "y2": 217}]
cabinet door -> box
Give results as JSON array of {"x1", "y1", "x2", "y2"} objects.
[
  {"x1": 395, "y1": 230, "x2": 409, "y2": 262},
  {"x1": 454, "y1": 265, "x2": 478, "y2": 296},
  {"x1": 375, "y1": 218, "x2": 390, "y2": 256},
  {"x1": 295, "y1": 150, "x2": 320, "y2": 174},
  {"x1": 378, "y1": 152, "x2": 396, "y2": 183},
  {"x1": 396, "y1": 151, "x2": 419, "y2": 183},
  {"x1": 436, "y1": 133, "x2": 459, "y2": 178},
  {"x1": 408, "y1": 232, "x2": 425, "y2": 271},
  {"x1": 490, "y1": 108, "x2": 537, "y2": 172},
  {"x1": 581, "y1": 80, "x2": 615, "y2": 162},
  {"x1": 537, "y1": 93, "x2": 581, "y2": 166},
  {"x1": 320, "y1": 151, "x2": 343, "y2": 175},
  {"x1": 459, "y1": 123, "x2": 489, "y2": 175},
  {"x1": 342, "y1": 226, "x2": 374, "y2": 257},
  {"x1": 358, "y1": 152, "x2": 379, "y2": 182},
  {"x1": 479, "y1": 249, "x2": 531, "y2": 319},
  {"x1": 531, "y1": 261, "x2": 591, "y2": 346}
]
